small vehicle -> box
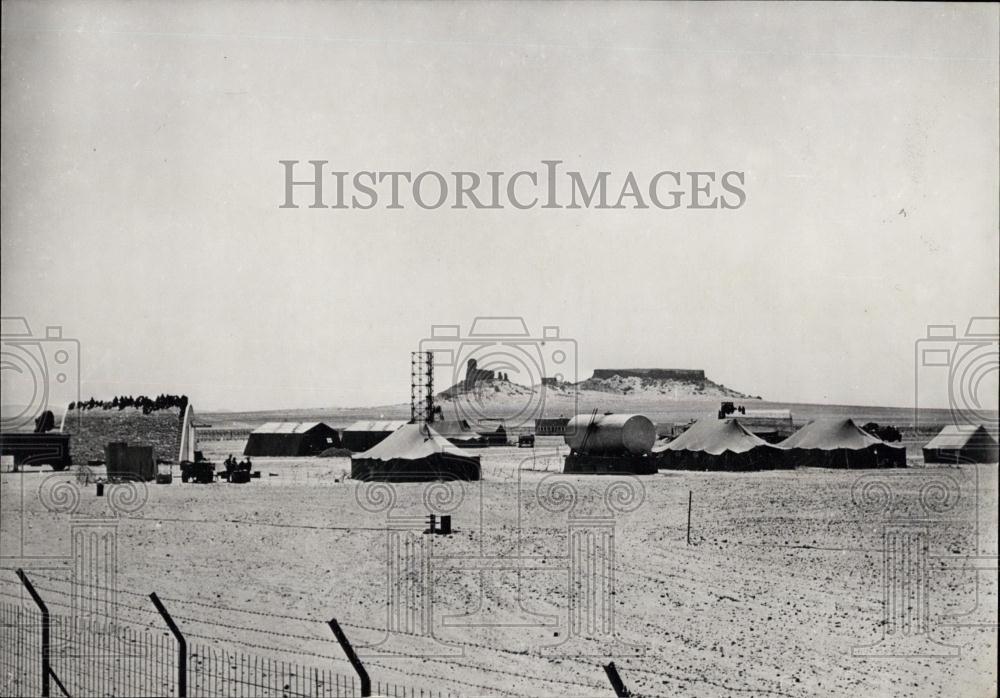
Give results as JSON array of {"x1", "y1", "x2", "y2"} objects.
[
  {"x1": 180, "y1": 459, "x2": 215, "y2": 483},
  {"x1": 718, "y1": 401, "x2": 736, "y2": 419},
  {"x1": 518, "y1": 434, "x2": 536, "y2": 448}
]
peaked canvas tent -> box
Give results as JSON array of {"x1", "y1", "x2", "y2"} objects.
[
  {"x1": 923, "y1": 425, "x2": 999, "y2": 464},
  {"x1": 779, "y1": 418, "x2": 906, "y2": 468},
  {"x1": 351, "y1": 422, "x2": 481, "y2": 481},
  {"x1": 341, "y1": 420, "x2": 408, "y2": 452},
  {"x1": 654, "y1": 418, "x2": 786, "y2": 471},
  {"x1": 243, "y1": 422, "x2": 340, "y2": 457}
]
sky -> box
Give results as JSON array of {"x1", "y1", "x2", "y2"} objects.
[{"x1": 1, "y1": 1, "x2": 998, "y2": 413}]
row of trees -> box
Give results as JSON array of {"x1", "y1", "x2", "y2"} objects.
[{"x1": 69, "y1": 394, "x2": 189, "y2": 415}]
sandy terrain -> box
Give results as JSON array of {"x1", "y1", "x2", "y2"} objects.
[{"x1": 2, "y1": 433, "x2": 996, "y2": 697}]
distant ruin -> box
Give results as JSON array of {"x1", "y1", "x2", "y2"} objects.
[{"x1": 464, "y1": 358, "x2": 496, "y2": 389}]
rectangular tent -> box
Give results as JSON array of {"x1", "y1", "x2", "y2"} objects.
[
  {"x1": 923, "y1": 425, "x2": 999, "y2": 464},
  {"x1": 243, "y1": 422, "x2": 340, "y2": 457},
  {"x1": 535, "y1": 418, "x2": 570, "y2": 436},
  {"x1": 341, "y1": 420, "x2": 408, "y2": 452}
]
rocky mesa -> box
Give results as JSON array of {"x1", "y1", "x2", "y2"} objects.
[{"x1": 576, "y1": 368, "x2": 757, "y2": 399}]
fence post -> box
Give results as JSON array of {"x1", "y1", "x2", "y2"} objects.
[
  {"x1": 604, "y1": 661, "x2": 631, "y2": 697},
  {"x1": 150, "y1": 592, "x2": 187, "y2": 697},
  {"x1": 16, "y1": 569, "x2": 50, "y2": 697},
  {"x1": 329, "y1": 618, "x2": 371, "y2": 697},
  {"x1": 686, "y1": 490, "x2": 693, "y2": 545}
]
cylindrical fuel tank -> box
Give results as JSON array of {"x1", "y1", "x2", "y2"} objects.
[{"x1": 563, "y1": 413, "x2": 656, "y2": 455}]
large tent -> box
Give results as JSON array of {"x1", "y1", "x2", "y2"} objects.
[
  {"x1": 922, "y1": 425, "x2": 999, "y2": 464},
  {"x1": 779, "y1": 418, "x2": 906, "y2": 468},
  {"x1": 243, "y1": 422, "x2": 340, "y2": 457},
  {"x1": 341, "y1": 420, "x2": 408, "y2": 452},
  {"x1": 654, "y1": 418, "x2": 786, "y2": 471},
  {"x1": 351, "y1": 422, "x2": 481, "y2": 481}
]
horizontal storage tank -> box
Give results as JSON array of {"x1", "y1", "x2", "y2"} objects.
[{"x1": 564, "y1": 413, "x2": 656, "y2": 455}]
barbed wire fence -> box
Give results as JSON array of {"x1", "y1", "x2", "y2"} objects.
[
  {"x1": 0, "y1": 567, "x2": 639, "y2": 697},
  {"x1": 0, "y1": 571, "x2": 466, "y2": 698}
]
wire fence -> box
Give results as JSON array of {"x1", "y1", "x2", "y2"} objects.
[
  {"x1": 0, "y1": 598, "x2": 461, "y2": 698},
  {"x1": 0, "y1": 603, "x2": 43, "y2": 697},
  {"x1": 0, "y1": 562, "x2": 633, "y2": 697},
  {"x1": 54, "y1": 613, "x2": 178, "y2": 697},
  {"x1": 188, "y1": 643, "x2": 357, "y2": 697}
]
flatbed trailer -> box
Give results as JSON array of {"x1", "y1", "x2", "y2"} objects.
[{"x1": 0, "y1": 432, "x2": 72, "y2": 471}]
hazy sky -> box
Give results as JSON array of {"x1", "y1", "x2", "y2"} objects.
[{"x1": 2, "y1": 1, "x2": 998, "y2": 412}]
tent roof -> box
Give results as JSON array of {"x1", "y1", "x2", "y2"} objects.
[
  {"x1": 251, "y1": 421, "x2": 331, "y2": 434},
  {"x1": 778, "y1": 418, "x2": 892, "y2": 450},
  {"x1": 924, "y1": 425, "x2": 998, "y2": 450},
  {"x1": 654, "y1": 418, "x2": 774, "y2": 455},
  {"x1": 353, "y1": 422, "x2": 475, "y2": 462},
  {"x1": 343, "y1": 420, "x2": 408, "y2": 433}
]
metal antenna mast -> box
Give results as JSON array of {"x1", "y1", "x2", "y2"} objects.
[{"x1": 410, "y1": 351, "x2": 435, "y2": 424}]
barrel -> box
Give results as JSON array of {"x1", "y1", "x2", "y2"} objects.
[{"x1": 563, "y1": 413, "x2": 656, "y2": 455}]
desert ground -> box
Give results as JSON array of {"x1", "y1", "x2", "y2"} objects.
[{"x1": 2, "y1": 423, "x2": 996, "y2": 697}]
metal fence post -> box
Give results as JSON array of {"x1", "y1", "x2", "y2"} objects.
[
  {"x1": 16, "y1": 569, "x2": 50, "y2": 697},
  {"x1": 150, "y1": 592, "x2": 187, "y2": 697},
  {"x1": 604, "y1": 661, "x2": 631, "y2": 697},
  {"x1": 687, "y1": 490, "x2": 693, "y2": 545},
  {"x1": 329, "y1": 618, "x2": 371, "y2": 697}
]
